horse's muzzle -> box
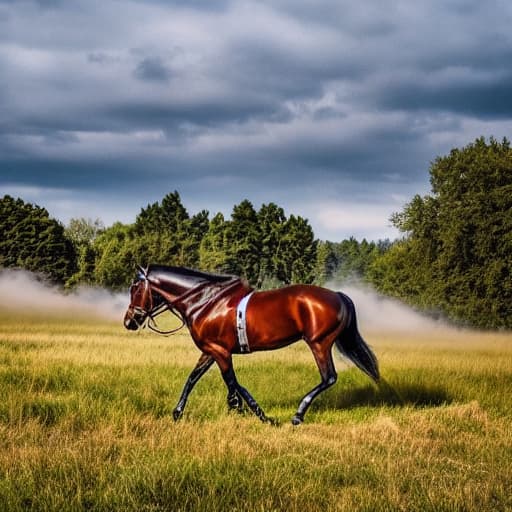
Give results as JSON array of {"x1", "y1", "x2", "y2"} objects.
[
  {"x1": 124, "y1": 308, "x2": 144, "y2": 330},
  {"x1": 124, "y1": 317, "x2": 139, "y2": 330}
]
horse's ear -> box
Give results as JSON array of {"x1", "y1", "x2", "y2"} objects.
[{"x1": 136, "y1": 264, "x2": 147, "y2": 280}]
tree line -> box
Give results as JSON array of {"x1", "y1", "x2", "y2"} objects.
[
  {"x1": 314, "y1": 137, "x2": 511, "y2": 329},
  {"x1": 367, "y1": 137, "x2": 512, "y2": 329},
  {"x1": 1, "y1": 137, "x2": 510, "y2": 328},
  {"x1": 1, "y1": 192, "x2": 318, "y2": 290}
]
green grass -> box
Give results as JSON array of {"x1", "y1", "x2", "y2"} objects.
[{"x1": 0, "y1": 311, "x2": 511, "y2": 511}]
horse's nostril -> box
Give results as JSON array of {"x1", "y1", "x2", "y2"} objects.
[
  {"x1": 124, "y1": 315, "x2": 139, "y2": 330},
  {"x1": 126, "y1": 319, "x2": 138, "y2": 330}
]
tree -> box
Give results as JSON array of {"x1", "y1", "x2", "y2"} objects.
[
  {"x1": 134, "y1": 191, "x2": 207, "y2": 267},
  {"x1": 199, "y1": 213, "x2": 230, "y2": 273},
  {"x1": 65, "y1": 218, "x2": 104, "y2": 247},
  {"x1": 0, "y1": 195, "x2": 77, "y2": 284},
  {"x1": 93, "y1": 222, "x2": 135, "y2": 289},
  {"x1": 278, "y1": 215, "x2": 317, "y2": 284},
  {"x1": 177, "y1": 209, "x2": 209, "y2": 268},
  {"x1": 257, "y1": 203, "x2": 287, "y2": 287},
  {"x1": 370, "y1": 137, "x2": 512, "y2": 328},
  {"x1": 1, "y1": 191, "x2": 326, "y2": 292},
  {"x1": 314, "y1": 241, "x2": 338, "y2": 285},
  {"x1": 65, "y1": 218, "x2": 104, "y2": 287},
  {"x1": 224, "y1": 200, "x2": 262, "y2": 284}
]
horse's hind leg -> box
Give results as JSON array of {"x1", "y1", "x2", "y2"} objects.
[
  {"x1": 218, "y1": 356, "x2": 274, "y2": 424},
  {"x1": 292, "y1": 339, "x2": 337, "y2": 425}
]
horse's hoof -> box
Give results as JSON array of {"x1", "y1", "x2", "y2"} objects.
[
  {"x1": 291, "y1": 415, "x2": 303, "y2": 426},
  {"x1": 227, "y1": 393, "x2": 244, "y2": 412},
  {"x1": 172, "y1": 408, "x2": 183, "y2": 422},
  {"x1": 258, "y1": 414, "x2": 280, "y2": 427}
]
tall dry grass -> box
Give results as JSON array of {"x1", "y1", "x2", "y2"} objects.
[{"x1": 0, "y1": 308, "x2": 511, "y2": 511}]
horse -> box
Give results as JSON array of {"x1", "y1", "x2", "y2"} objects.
[{"x1": 123, "y1": 264, "x2": 379, "y2": 425}]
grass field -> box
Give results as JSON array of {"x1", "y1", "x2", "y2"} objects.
[{"x1": 0, "y1": 308, "x2": 511, "y2": 511}]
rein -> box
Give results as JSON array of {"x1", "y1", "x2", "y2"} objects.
[{"x1": 146, "y1": 302, "x2": 186, "y2": 335}]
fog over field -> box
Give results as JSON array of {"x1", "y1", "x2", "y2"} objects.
[
  {"x1": 0, "y1": 269, "x2": 445, "y2": 334},
  {"x1": 0, "y1": 269, "x2": 126, "y2": 322},
  {"x1": 338, "y1": 284, "x2": 445, "y2": 334}
]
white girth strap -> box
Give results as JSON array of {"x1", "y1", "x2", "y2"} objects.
[{"x1": 236, "y1": 292, "x2": 254, "y2": 353}]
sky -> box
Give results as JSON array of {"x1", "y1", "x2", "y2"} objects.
[{"x1": 1, "y1": 0, "x2": 512, "y2": 241}]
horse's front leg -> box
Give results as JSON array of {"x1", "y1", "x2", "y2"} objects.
[
  {"x1": 173, "y1": 353, "x2": 215, "y2": 421},
  {"x1": 219, "y1": 356, "x2": 275, "y2": 424}
]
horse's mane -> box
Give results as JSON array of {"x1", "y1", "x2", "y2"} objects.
[{"x1": 147, "y1": 264, "x2": 236, "y2": 287}]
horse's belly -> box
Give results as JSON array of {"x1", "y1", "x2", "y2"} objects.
[{"x1": 249, "y1": 314, "x2": 302, "y2": 349}]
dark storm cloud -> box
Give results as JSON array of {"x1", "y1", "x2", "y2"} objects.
[
  {"x1": 376, "y1": 72, "x2": 512, "y2": 119},
  {"x1": 134, "y1": 56, "x2": 173, "y2": 82},
  {"x1": 131, "y1": 0, "x2": 232, "y2": 10},
  {"x1": 1, "y1": 0, "x2": 512, "y2": 239}
]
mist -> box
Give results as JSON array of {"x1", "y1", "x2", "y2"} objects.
[
  {"x1": 0, "y1": 269, "x2": 450, "y2": 332},
  {"x1": 331, "y1": 282, "x2": 448, "y2": 334},
  {"x1": 0, "y1": 269, "x2": 127, "y2": 322}
]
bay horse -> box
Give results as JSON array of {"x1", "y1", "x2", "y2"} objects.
[{"x1": 123, "y1": 265, "x2": 379, "y2": 425}]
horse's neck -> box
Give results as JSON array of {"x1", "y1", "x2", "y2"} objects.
[
  {"x1": 177, "y1": 278, "x2": 250, "y2": 320},
  {"x1": 149, "y1": 276, "x2": 194, "y2": 302},
  {"x1": 151, "y1": 275, "x2": 248, "y2": 319},
  {"x1": 148, "y1": 273, "x2": 215, "y2": 307}
]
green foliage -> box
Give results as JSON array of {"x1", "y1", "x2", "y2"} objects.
[
  {"x1": 69, "y1": 192, "x2": 316, "y2": 289},
  {"x1": 66, "y1": 244, "x2": 98, "y2": 288},
  {"x1": 200, "y1": 202, "x2": 317, "y2": 287},
  {"x1": 278, "y1": 215, "x2": 317, "y2": 284},
  {"x1": 185, "y1": 210, "x2": 210, "y2": 266},
  {"x1": 199, "y1": 213, "x2": 230, "y2": 273},
  {"x1": 224, "y1": 199, "x2": 262, "y2": 283},
  {"x1": 87, "y1": 191, "x2": 214, "y2": 289},
  {"x1": 1, "y1": 190, "x2": 319, "y2": 290},
  {"x1": 256, "y1": 203, "x2": 287, "y2": 286},
  {"x1": 65, "y1": 217, "x2": 104, "y2": 248},
  {"x1": 65, "y1": 218, "x2": 104, "y2": 287},
  {"x1": 93, "y1": 223, "x2": 137, "y2": 289},
  {"x1": 315, "y1": 237, "x2": 388, "y2": 286},
  {"x1": 370, "y1": 137, "x2": 512, "y2": 328},
  {"x1": 134, "y1": 191, "x2": 198, "y2": 267},
  {"x1": 314, "y1": 241, "x2": 338, "y2": 285},
  {"x1": 0, "y1": 195, "x2": 77, "y2": 284}
]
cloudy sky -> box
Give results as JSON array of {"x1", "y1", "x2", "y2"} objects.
[{"x1": 1, "y1": 0, "x2": 512, "y2": 241}]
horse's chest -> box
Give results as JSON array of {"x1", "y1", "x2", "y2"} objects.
[{"x1": 189, "y1": 307, "x2": 236, "y2": 344}]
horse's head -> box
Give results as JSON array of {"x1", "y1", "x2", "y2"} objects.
[{"x1": 123, "y1": 265, "x2": 158, "y2": 330}]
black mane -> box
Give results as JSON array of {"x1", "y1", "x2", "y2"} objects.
[{"x1": 147, "y1": 265, "x2": 236, "y2": 289}]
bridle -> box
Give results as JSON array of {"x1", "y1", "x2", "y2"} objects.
[{"x1": 131, "y1": 277, "x2": 186, "y2": 336}]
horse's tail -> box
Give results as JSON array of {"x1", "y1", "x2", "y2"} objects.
[{"x1": 335, "y1": 292, "x2": 379, "y2": 382}]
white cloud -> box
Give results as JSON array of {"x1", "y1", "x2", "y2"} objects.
[
  {"x1": 310, "y1": 201, "x2": 400, "y2": 241},
  {"x1": 0, "y1": 184, "x2": 135, "y2": 227}
]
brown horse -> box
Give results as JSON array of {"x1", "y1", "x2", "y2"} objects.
[{"x1": 124, "y1": 264, "x2": 379, "y2": 425}]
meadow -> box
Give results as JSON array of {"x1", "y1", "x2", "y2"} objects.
[{"x1": 0, "y1": 305, "x2": 511, "y2": 511}]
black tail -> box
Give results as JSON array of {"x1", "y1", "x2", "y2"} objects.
[{"x1": 335, "y1": 292, "x2": 379, "y2": 382}]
